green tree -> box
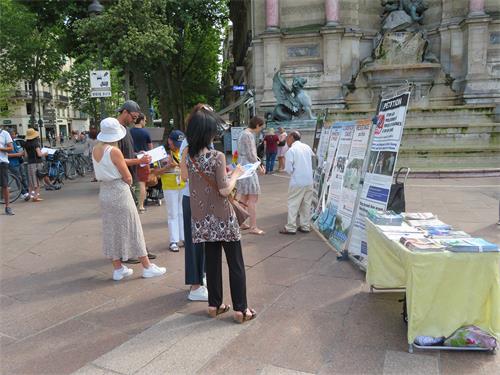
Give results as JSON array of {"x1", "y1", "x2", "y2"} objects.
[
  {"x1": 0, "y1": 0, "x2": 66, "y2": 127},
  {"x1": 75, "y1": 0, "x2": 176, "y2": 124}
]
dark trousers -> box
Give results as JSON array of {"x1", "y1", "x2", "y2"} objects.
[
  {"x1": 265, "y1": 152, "x2": 277, "y2": 173},
  {"x1": 204, "y1": 240, "x2": 247, "y2": 312},
  {"x1": 183, "y1": 195, "x2": 205, "y2": 285},
  {"x1": 8, "y1": 164, "x2": 28, "y2": 194}
]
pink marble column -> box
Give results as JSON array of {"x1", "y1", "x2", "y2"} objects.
[
  {"x1": 469, "y1": 0, "x2": 486, "y2": 16},
  {"x1": 266, "y1": 0, "x2": 279, "y2": 30},
  {"x1": 325, "y1": 0, "x2": 340, "y2": 26}
]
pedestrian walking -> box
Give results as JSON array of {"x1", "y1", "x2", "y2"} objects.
[
  {"x1": 0, "y1": 127, "x2": 14, "y2": 215},
  {"x1": 158, "y1": 130, "x2": 186, "y2": 252},
  {"x1": 280, "y1": 130, "x2": 315, "y2": 235},
  {"x1": 263, "y1": 127, "x2": 279, "y2": 174},
  {"x1": 92, "y1": 117, "x2": 166, "y2": 281},
  {"x1": 130, "y1": 113, "x2": 152, "y2": 212},
  {"x1": 184, "y1": 106, "x2": 257, "y2": 323},
  {"x1": 236, "y1": 116, "x2": 266, "y2": 235},
  {"x1": 24, "y1": 128, "x2": 48, "y2": 202}
]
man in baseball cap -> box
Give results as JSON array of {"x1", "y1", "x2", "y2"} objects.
[{"x1": 115, "y1": 100, "x2": 156, "y2": 262}]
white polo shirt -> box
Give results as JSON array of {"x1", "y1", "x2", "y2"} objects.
[
  {"x1": 284, "y1": 140, "x2": 314, "y2": 187},
  {"x1": 0, "y1": 130, "x2": 13, "y2": 163}
]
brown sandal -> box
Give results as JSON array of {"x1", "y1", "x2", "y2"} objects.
[
  {"x1": 208, "y1": 304, "x2": 231, "y2": 318},
  {"x1": 233, "y1": 308, "x2": 257, "y2": 324}
]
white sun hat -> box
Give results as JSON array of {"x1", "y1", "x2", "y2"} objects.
[{"x1": 97, "y1": 117, "x2": 127, "y2": 143}]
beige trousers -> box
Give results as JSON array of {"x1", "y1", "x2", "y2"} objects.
[{"x1": 285, "y1": 185, "x2": 313, "y2": 232}]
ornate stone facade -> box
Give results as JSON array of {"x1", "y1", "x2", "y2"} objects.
[{"x1": 225, "y1": 0, "x2": 500, "y2": 171}]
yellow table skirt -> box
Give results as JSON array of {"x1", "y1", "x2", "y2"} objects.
[{"x1": 366, "y1": 220, "x2": 500, "y2": 344}]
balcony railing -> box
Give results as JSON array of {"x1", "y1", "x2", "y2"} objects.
[
  {"x1": 42, "y1": 91, "x2": 53, "y2": 100},
  {"x1": 56, "y1": 95, "x2": 69, "y2": 103}
]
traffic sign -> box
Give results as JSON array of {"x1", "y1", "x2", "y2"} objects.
[{"x1": 89, "y1": 70, "x2": 112, "y2": 97}]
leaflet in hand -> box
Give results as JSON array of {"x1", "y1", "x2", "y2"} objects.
[
  {"x1": 237, "y1": 162, "x2": 261, "y2": 180},
  {"x1": 41, "y1": 147, "x2": 57, "y2": 155},
  {"x1": 137, "y1": 145, "x2": 168, "y2": 166}
]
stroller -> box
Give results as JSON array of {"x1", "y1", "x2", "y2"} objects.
[{"x1": 145, "y1": 178, "x2": 163, "y2": 206}]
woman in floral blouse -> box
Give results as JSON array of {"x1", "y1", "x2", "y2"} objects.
[{"x1": 181, "y1": 106, "x2": 257, "y2": 323}]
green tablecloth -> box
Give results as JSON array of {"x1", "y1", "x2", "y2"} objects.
[{"x1": 366, "y1": 220, "x2": 500, "y2": 344}]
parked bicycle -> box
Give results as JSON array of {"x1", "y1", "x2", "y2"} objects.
[{"x1": 0, "y1": 170, "x2": 22, "y2": 204}]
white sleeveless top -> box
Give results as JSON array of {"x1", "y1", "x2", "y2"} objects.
[{"x1": 92, "y1": 145, "x2": 123, "y2": 181}]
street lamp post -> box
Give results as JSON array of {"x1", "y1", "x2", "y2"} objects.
[{"x1": 88, "y1": 0, "x2": 106, "y2": 122}]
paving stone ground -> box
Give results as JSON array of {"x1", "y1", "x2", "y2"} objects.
[{"x1": 0, "y1": 174, "x2": 499, "y2": 374}]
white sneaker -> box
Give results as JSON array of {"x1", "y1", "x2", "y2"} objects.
[
  {"x1": 113, "y1": 265, "x2": 134, "y2": 281},
  {"x1": 188, "y1": 286, "x2": 208, "y2": 301},
  {"x1": 142, "y1": 263, "x2": 166, "y2": 278}
]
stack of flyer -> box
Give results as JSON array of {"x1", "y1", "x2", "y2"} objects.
[
  {"x1": 403, "y1": 212, "x2": 435, "y2": 220},
  {"x1": 400, "y1": 237, "x2": 445, "y2": 252},
  {"x1": 367, "y1": 209, "x2": 404, "y2": 226},
  {"x1": 428, "y1": 230, "x2": 470, "y2": 240},
  {"x1": 405, "y1": 218, "x2": 452, "y2": 232},
  {"x1": 436, "y1": 238, "x2": 499, "y2": 253}
]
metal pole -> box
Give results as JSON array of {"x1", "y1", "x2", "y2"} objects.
[{"x1": 98, "y1": 49, "x2": 106, "y2": 121}]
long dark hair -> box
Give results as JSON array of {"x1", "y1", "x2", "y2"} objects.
[{"x1": 186, "y1": 107, "x2": 222, "y2": 158}]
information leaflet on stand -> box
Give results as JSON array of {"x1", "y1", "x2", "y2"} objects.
[
  {"x1": 329, "y1": 121, "x2": 372, "y2": 252},
  {"x1": 314, "y1": 122, "x2": 354, "y2": 237},
  {"x1": 313, "y1": 126, "x2": 340, "y2": 224},
  {"x1": 311, "y1": 127, "x2": 331, "y2": 218},
  {"x1": 349, "y1": 92, "x2": 411, "y2": 257}
]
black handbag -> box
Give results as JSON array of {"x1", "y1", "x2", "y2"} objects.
[{"x1": 387, "y1": 167, "x2": 409, "y2": 214}]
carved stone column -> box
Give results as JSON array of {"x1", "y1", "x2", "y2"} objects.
[
  {"x1": 468, "y1": 0, "x2": 485, "y2": 16},
  {"x1": 325, "y1": 0, "x2": 340, "y2": 26},
  {"x1": 266, "y1": 0, "x2": 279, "y2": 31}
]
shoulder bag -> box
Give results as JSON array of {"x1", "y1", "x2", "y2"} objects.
[{"x1": 190, "y1": 156, "x2": 249, "y2": 225}]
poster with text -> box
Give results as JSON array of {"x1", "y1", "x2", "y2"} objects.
[
  {"x1": 329, "y1": 120, "x2": 372, "y2": 252},
  {"x1": 349, "y1": 92, "x2": 411, "y2": 257},
  {"x1": 315, "y1": 122, "x2": 355, "y2": 237},
  {"x1": 312, "y1": 127, "x2": 332, "y2": 219},
  {"x1": 313, "y1": 126, "x2": 342, "y2": 229},
  {"x1": 230, "y1": 127, "x2": 244, "y2": 154}
]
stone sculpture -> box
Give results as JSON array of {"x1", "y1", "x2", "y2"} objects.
[
  {"x1": 382, "y1": 0, "x2": 428, "y2": 24},
  {"x1": 271, "y1": 71, "x2": 316, "y2": 122}
]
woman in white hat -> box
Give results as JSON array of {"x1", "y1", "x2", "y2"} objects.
[
  {"x1": 25, "y1": 128, "x2": 48, "y2": 202},
  {"x1": 92, "y1": 117, "x2": 166, "y2": 281}
]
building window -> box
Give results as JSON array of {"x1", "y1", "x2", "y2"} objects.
[
  {"x1": 24, "y1": 81, "x2": 33, "y2": 93},
  {"x1": 26, "y1": 103, "x2": 32, "y2": 115}
]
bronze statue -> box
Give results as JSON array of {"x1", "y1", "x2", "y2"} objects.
[{"x1": 271, "y1": 71, "x2": 316, "y2": 122}]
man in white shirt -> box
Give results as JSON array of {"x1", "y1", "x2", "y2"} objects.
[
  {"x1": 280, "y1": 131, "x2": 314, "y2": 234},
  {"x1": 0, "y1": 128, "x2": 14, "y2": 215}
]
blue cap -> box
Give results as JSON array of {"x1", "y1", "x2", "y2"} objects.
[{"x1": 169, "y1": 130, "x2": 185, "y2": 148}]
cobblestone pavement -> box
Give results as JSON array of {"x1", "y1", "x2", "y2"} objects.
[{"x1": 0, "y1": 174, "x2": 499, "y2": 374}]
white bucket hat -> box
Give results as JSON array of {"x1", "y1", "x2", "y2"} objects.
[{"x1": 97, "y1": 117, "x2": 127, "y2": 143}]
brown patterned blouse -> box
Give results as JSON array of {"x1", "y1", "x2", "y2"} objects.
[{"x1": 187, "y1": 149, "x2": 241, "y2": 243}]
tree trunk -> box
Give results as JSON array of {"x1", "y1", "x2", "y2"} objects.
[
  {"x1": 153, "y1": 66, "x2": 170, "y2": 132},
  {"x1": 132, "y1": 69, "x2": 149, "y2": 123},
  {"x1": 123, "y1": 65, "x2": 130, "y2": 101},
  {"x1": 30, "y1": 78, "x2": 37, "y2": 128}
]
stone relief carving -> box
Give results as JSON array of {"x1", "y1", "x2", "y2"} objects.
[
  {"x1": 287, "y1": 45, "x2": 320, "y2": 58},
  {"x1": 271, "y1": 71, "x2": 316, "y2": 122}
]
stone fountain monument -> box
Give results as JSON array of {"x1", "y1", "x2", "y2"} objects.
[{"x1": 348, "y1": 0, "x2": 451, "y2": 108}]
